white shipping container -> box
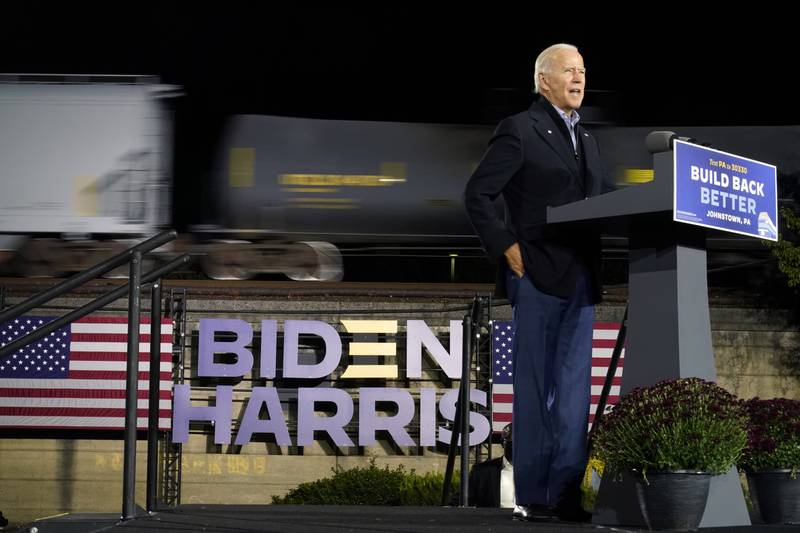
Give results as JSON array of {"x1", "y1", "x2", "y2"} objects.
[{"x1": 0, "y1": 78, "x2": 176, "y2": 236}]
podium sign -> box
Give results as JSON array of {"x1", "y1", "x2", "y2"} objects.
[{"x1": 673, "y1": 139, "x2": 778, "y2": 240}]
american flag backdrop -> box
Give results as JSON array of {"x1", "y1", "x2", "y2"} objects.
[
  {"x1": 490, "y1": 321, "x2": 624, "y2": 432},
  {"x1": 0, "y1": 316, "x2": 173, "y2": 430}
]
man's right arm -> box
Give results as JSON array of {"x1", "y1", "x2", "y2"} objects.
[{"x1": 463, "y1": 118, "x2": 523, "y2": 265}]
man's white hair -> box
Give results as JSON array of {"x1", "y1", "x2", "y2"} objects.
[{"x1": 533, "y1": 43, "x2": 579, "y2": 94}]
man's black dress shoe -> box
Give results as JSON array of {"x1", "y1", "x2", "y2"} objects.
[{"x1": 512, "y1": 504, "x2": 557, "y2": 521}]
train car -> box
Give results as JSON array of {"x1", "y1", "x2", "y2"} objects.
[
  {"x1": 199, "y1": 115, "x2": 495, "y2": 280},
  {"x1": 1, "y1": 75, "x2": 797, "y2": 284},
  {"x1": 202, "y1": 115, "x2": 799, "y2": 281},
  {"x1": 0, "y1": 75, "x2": 178, "y2": 276}
]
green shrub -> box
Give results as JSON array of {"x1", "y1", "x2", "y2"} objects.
[
  {"x1": 592, "y1": 377, "x2": 748, "y2": 476},
  {"x1": 767, "y1": 207, "x2": 800, "y2": 288},
  {"x1": 398, "y1": 470, "x2": 455, "y2": 506},
  {"x1": 272, "y1": 459, "x2": 459, "y2": 505}
]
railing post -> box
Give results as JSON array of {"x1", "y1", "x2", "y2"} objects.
[
  {"x1": 587, "y1": 305, "x2": 629, "y2": 452},
  {"x1": 146, "y1": 279, "x2": 162, "y2": 513},
  {"x1": 459, "y1": 311, "x2": 473, "y2": 507},
  {"x1": 122, "y1": 250, "x2": 142, "y2": 520},
  {"x1": 441, "y1": 297, "x2": 479, "y2": 507}
]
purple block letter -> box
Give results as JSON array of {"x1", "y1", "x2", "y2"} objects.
[
  {"x1": 406, "y1": 320, "x2": 462, "y2": 378},
  {"x1": 172, "y1": 384, "x2": 233, "y2": 444},
  {"x1": 358, "y1": 387, "x2": 415, "y2": 446},
  {"x1": 234, "y1": 386, "x2": 292, "y2": 445},
  {"x1": 296, "y1": 387, "x2": 354, "y2": 446},
  {"x1": 198, "y1": 319, "x2": 253, "y2": 377},
  {"x1": 437, "y1": 388, "x2": 490, "y2": 446},
  {"x1": 283, "y1": 320, "x2": 341, "y2": 379}
]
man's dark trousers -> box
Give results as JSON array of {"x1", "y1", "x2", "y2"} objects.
[{"x1": 506, "y1": 268, "x2": 593, "y2": 507}]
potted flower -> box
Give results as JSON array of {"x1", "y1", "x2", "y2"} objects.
[
  {"x1": 592, "y1": 377, "x2": 748, "y2": 530},
  {"x1": 739, "y1": 397, "x2": 800, "y2": 525}
]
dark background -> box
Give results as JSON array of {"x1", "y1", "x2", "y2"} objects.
[
  {"x1": 2, "y1": 6, "x2": 795, "y2": 126},
  {"x1": 2, "y1": 6, "x2": 796, "y2": 239}
]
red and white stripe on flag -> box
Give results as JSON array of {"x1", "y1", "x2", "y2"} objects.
[
  {"x1": 490, "y1": 321, "x2": 624, "y2": 433},
  {"x1": 0, "y1": 316, "x2": 173, "y2": 430},
  {"x1": 589, "y1": 322, "x2": 624, "y2": 430}
]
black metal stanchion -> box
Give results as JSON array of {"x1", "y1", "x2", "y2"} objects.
[
  {"x1": 441, "y1": 297, "x2": 481, "y2": 506},
  {"x1": 146, "y1": 279, "x2": 162, "y2": 513},
  {"x1": 122, "y1": 250, "x2": 142, "y2": 520},
  {"x1": 458, "y1": 311, "x2": 472, "y2": 507},
  {"x1": 587, "y1": 305, "x2": 628, "y2": 452},
  {"x1": 441, "y1": 313, "x2": 468, "y2": 506}
]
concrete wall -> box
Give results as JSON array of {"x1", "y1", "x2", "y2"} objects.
[{"x1": 1, "y1": 282, "x2": 798, "y2": 525}]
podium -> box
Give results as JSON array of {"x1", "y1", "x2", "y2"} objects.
[{"x1": 547, "y1": 151, "x2": 751, "y2": 528}]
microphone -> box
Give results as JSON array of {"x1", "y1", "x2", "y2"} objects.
[{"x1": 644, "y1": 130, "x2": 699, "y2": 154}]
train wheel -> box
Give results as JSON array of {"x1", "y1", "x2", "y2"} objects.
[
  {"x1": 202, "y1": 241, "x2": 255, "y2": 280},
  {"x1": 16, "y1": 238, "x2": 65, "y2": 277},
  {"x1": 285, "y1": 242, "x2": 343, "y2": 282}
]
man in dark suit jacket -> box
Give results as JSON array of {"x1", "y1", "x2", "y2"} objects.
[{"x1": 464, "y1": 43, "x2": 614, "y2": 522}]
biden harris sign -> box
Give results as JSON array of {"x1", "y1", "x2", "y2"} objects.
[{"x1": 673, "y1": 139, "x2": 778, "y2": 240}]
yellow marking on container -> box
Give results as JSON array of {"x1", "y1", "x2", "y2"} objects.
[
  {"x1": 289, "y1": 204, "x2": 359, "y2": 209},
  {"x1": 281, "y1": 187, "x2": 339, "y2": 193},
  {"x1": 379, "y1": 162, "x2": 407, "y2": 183},
  {"x1": 286, "y1": 197, "x2": 357, "y2": 203},
  {"x1": 73, "y1": 175, "x2": 97, "y2": 215},
  {"x1": 229, "y1": 147, "x2": 255, "y2": 187},
  {"x1": 340, "y1": 365, "x2": 399, "y2": 379},
  {"x1": 623, "y1": 168, "x2": 654, "y2": 184},
  {"x1": 280, "y1": 174, "x2": 392, "y2": 187},
  {"x1": 349, "y1": 342, "x2": 397, "y2": 356},
  {"x1": 341, "y1": 320, "x2": 398, "y2": 333}
]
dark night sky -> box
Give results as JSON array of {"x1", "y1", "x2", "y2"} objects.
[
  {"x1": 2, "y1": 6, "x2": 796, "y2": 127},
  {"x1": 3, "y1": 6, "x2": 795, "y2": 228}
]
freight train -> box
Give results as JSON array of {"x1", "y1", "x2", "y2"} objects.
[{"x1": 1, "y1": 75, "x2": 797, "y2": 282}]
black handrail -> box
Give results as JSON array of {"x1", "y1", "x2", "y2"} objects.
[
  {"x1": 0, "y1": 254, "x2": 190, "y2": 361},
  {"x1": 441, "y1": 295, "x2": 482, "y2": 506},
  {"x1": 0, "y1": 229, "x2": 176, "y2": 325},
  {"x1": 122, "y1": 251, "x2": 143, "y2": 520},
  {"x1": 146, "y1": 279, "x2": 163, "y2": 512},
  {"x1": 587, "y1": 305, "x2": 629, "y2": 454}
]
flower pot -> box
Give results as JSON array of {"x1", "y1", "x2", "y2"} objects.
[
  {"x1": 747, "y1": 470, "x2": 800, "y2": 524},
  {"x1": 635, "y1": 471, "x2": 711, "y2": 530}
]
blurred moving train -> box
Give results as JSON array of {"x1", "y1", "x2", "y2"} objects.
[
  {"x1": 1, "y1": 75, "x2": 798, "y2": 282},
  {"x1": 0, "y1": 75, "x2": 176, "y2": 276}
]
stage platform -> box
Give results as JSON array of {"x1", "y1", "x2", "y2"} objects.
[{"x1": 17, "y1": 505, "x2": 798, "y2": 533}]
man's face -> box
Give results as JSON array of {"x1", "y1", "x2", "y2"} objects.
[{"x1": 539, "y1": 49, "x2": 586, "y2": 114}]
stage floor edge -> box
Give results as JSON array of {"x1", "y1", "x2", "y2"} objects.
[{"x1": 19, "y1": 505, "x2": 797, "y2": 533}]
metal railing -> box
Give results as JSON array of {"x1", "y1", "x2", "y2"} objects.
[
  {"x1": 441, "y1": 295, "x2": 488, "y2": 506},
  {"x1": 0, "y1": 230, "x2": 189, "y2": 521},
  {"x1": 161, "y1": 288, "x2": 187, "y2": 507}
]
